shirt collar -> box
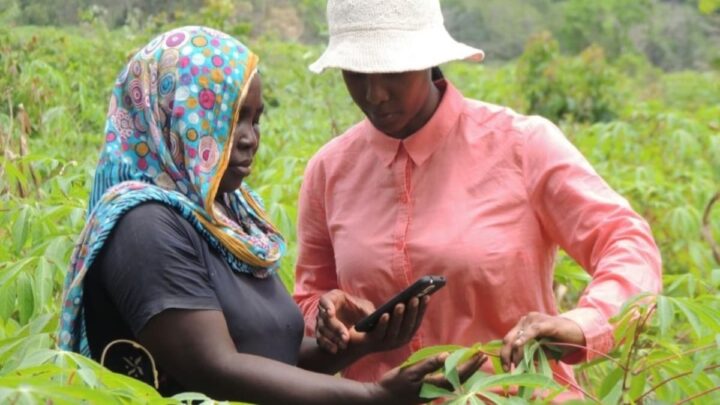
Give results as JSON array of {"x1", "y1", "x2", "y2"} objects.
[{"x1": 363, "y1": 80, "x2": 464, "y2": 167}]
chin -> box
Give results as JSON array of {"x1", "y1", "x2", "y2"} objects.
[{"x1": 218, "y1": 181, "x2": 244, "y2": 195}]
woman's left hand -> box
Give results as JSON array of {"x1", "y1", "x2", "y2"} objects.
[
  {"x1": 316, "y1": 290, "x2": 429, "y2": 356},
  {"x1": 500, "y1": 312, "x2": 585, "y2": 372}
]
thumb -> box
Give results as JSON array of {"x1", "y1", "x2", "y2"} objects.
[
  {"x1": 318, "y1": 294, "x2": 338, "y2": 317},
  {"x1": 345, "y1": 294, "x2": 376, "y2": 317}
]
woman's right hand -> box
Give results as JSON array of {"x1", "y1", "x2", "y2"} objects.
[
  {"x1": 369, "y1": 352, "x2": 487, "y2": 404},
  {"x1": 316, "y1": 289, "x2": 428, "y2": 355}
]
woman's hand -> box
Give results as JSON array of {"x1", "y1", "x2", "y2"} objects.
[
  {"x1": 316, "y1": 289, "x2": 428, "y2": 355},
  {"x1": 370, "y1": 352, "x2": 487, "y2": 404},
  {"x1": 500, "y1": 312, "x2": 586, "y2": 371}
]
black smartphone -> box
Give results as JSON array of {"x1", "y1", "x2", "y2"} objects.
[{"x1": 354, "y1": 275, "x2": 446, "y2": 332}]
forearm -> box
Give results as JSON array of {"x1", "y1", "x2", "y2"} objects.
[
  {"x1": 182, "y1": 350, "x2": 379, "y2": 405},
  {"x1": 297, "y1": 336, "x2": 368, "y2": 375}
]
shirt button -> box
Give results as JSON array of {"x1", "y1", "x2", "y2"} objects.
[
  {"x1": 395, "y1": 241, "x2": 403, "y2": 250},
  {"x1": 400, "y1": 195, "x2": 408, "y2": 203}
]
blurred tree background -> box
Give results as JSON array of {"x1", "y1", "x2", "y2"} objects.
[{"x1": 1, "y1": 0, "x2": 719, "y2": 70}]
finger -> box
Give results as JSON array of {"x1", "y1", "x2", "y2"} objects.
[
  {"x1": 384, "y1": 303, "x2": 406, "y2": 341},
  {"x1": 411, "y1": 295, "x2": 430, "y2": 335},
  {"x1": 345, "y1": 294, "x2": 376, "y2": 318},
  {"x1": 510, "y1": 321, "x2": 546, "y2": 368},
  {"x1": 423, "y1": 372, "x2": 453, "y2": 391},
  {"x1": 317, "y1": 311, "x2": 350, "y2": 350},
  {"x1": 501, "y1": 323, "x2": 522, "y2": 372},
  {"x1": 397, "y1": 297, "x2": 420, "y2": 342},
  {"x1": 317, "y1": 321, "x2": 347, "y2": 349},
  {"x1": 424, "y1": 353, "x2": 486, "y2": 390},
  {"x1": 405, "y1": 353, "x2": 449, "y2": 382},
  {"x1": 458, "y1": 354, "x2": 487, "y2": 383},
  {"x1": 367, "y1": 312, "x2": 390, "y2": 340},
  {"x1": 317, "y1": 334, "x2": 338, "y2": 354}
]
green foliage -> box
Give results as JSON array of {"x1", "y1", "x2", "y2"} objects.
[
  {"x1": 404, "y1": 295, "x2": 720, "y2": 404},
  {"x1": 699, "y1": 0, "x2": 720, "y2": 14},
  {"x1": 558, "y1": 0, "x2": 650, "y2": 58},
  {"x1": 516, "y1": 32, "x2": 621, "y2": 123},
  {"x1": 1, "y1": 16, "x2": 719, "y2": 404}
]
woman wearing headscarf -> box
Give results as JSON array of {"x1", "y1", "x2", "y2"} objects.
[
  {"x1": 59, "y1": 26, "x2": 483, "y2": 404},
  {"x1": 293, "y1": 0, "x2": 662, "y2": 398}
]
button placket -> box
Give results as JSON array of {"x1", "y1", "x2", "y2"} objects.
[{"x1": 390, "y1": 145, "x2": 414, "y2": 287}]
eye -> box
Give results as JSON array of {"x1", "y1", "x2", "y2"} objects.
[{"x1": 254, "y1": 107, "x2": 264, "y2": 127}]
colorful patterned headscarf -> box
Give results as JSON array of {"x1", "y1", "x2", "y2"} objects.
[{"x1": 59, "y1": 26, "x2": 285, "y2": 355}]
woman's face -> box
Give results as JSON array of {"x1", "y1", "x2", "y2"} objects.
[
  {"x1": 218, "y1": 74, "x2": 263, "y2": 194},
  {"x1": 342, "y1": 69, "x2": 436, "y2": 139}
]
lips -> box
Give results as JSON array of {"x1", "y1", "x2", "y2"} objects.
[
  {"x1": 370, "y1": 110, "x2": 401, "y2": 131},
  {"x1": 374, "y1": 110, "x2": 398, "y2": 120},
  {"x1": 226, "y1": 159, "x2": 252, "y2": 176}
]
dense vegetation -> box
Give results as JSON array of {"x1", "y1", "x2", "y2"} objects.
[{"x1": 1, "y1": 1, "x2": 719, "y2": 403}]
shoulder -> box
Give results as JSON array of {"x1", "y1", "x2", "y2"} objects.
[
  {"x1": 110, "y1": 202, "x2": 200, "y2": 250},
  {"x1": 305, "y1": 120, "x2": 368, "y2": 174},
  {"x1": 460, "y1": 97, "x2": 561, "y2": 144},
  {"x1": 119, "y1": 202, "x2": 188, "y2": 231}
]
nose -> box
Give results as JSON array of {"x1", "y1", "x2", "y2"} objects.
[
  {"x1": 233, "y1": 121, "x2": 258, "y2": 151},
  {"x1": 365, "y1": 74, "x2": 390, "y2": 105}
]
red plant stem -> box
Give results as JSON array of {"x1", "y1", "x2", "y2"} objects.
[
  {"x1": 552, "y1": 370, "x2": 602, "y2": 404},
  {"x1": 476, "y1": 349, "x2": 501, "y2": 358},
  {"x1": 635, "y1": 364, "x2": 720, "y2": 402},
  {"x1": 541, "y1": 341, "x2": 626, "y2": 369},
  {"x1": 675, "y1": 385, "x2": 720, "y2": 405},
  {"x1": 635, "y1": 343, "x2": 718, "y2": 374},
  {"x1": 622, "y1": 305, "x2": 656, "y2": 393}
]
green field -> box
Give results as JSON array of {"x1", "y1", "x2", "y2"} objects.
[{"x1": 1, "y1": 2, "x2": 719, "y2": 403}]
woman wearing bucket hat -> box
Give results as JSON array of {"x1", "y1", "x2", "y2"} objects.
[
  {"x1": 60, "y1": 25, "x2": 485, "y2": 404},
  {"x1": 293, "y1": 0, "x2": 662, "y2": 397}
]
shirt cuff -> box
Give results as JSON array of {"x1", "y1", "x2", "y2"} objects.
[
  {"x1": 559, "y1": 307, "x2": 614, "y2": 364},
  {"x1": 301, "y1": 296, "x2": 321, "y2": 337}
]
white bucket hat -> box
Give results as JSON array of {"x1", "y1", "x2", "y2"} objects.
[{"x1": 309, "y1": 0, "x2": 484, "y2": 74}]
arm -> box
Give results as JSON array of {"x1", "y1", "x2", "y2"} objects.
[
  {"x1": 139, "y1": 309, "x2": 475, "y2": 404},
  {"x1": 502, "y1": 118, "x2": 662, "y2": 367},
  {"x1": 297, "y1": 336, "x2": 366, "y2": 375},
  {"x1": 293, "y1": 157, "x2": 338, "y2": 335},
  {"x1": 138, "y1": 309, "x2": 377, "y2": 404}
]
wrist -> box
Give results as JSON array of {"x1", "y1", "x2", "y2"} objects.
[
  {"x1": 346, "y1": 339, "x2": 373, "y2": 360},
  {"x1": 363, "y1": 382, "x2": 393, "y2": 405}
]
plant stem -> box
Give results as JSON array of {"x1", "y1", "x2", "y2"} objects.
[
  {"x1": 541, "y1": 341, "x2": 626, "y2": 369},
  {"x1": 635, "y1": 364, "x2": 720, "y2": 402},
  {"x1": 552, "y1": 370, "x2": 602, "y2": 404},
  {"x1": 674, "y1": 385, "x2": 720, "y2": 405},
  {"x1": 634, "y1": 343, "x2": 718, "y2": 374},
  {"x1": 701, "y1": 191, "x2": 720, "y2": 265}
]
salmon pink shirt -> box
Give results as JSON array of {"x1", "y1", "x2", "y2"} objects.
[{"x1": 293, "y1": 81, "x2": 661, "y2": 391}]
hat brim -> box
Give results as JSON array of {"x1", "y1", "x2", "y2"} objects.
[{"x1": 309, "y1": 27, "x2": 484, "y2": 74}]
